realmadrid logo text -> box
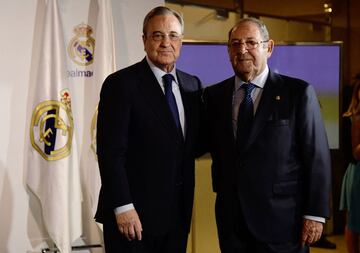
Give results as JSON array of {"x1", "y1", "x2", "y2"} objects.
[{"x1": 30, "y1": 89, "x2": 74, "y2": 161}]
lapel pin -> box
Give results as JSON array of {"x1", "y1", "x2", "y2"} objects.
[{"x1": 275, "y1": 95, "x2": 281, "y2": 101}]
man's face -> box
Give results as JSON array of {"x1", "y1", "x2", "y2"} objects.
[
  {"x1": 228, "y1": 21, "x2": 274, "y2": 82},
  {"x1": 143, "y1": 14, "x2": 182, "y2": 73}
]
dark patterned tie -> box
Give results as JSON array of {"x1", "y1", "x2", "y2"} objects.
[
  {"x1": 236, "y1": 83, "x2": 256, "y2": 147},
  {"x1": 163, "y1": 74, "x2": 180, "y2": 129}
]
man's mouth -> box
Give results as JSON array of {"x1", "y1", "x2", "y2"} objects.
[{"x1": 237, "y1": 57, "x2": 251, "y2": 61}]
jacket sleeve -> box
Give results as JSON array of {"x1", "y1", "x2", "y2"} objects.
[
  {"x1": 97, "y1": 73, "x2": 133, "y2": 210},
  {"x1": 297, "y1": 84, "x2": 331, "y2": 218}
]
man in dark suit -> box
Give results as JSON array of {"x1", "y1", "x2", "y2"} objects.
[
  {"x1": 203, "y1": 17, "x2": 331, "y2": 253},
  {"x1": 95, "y1": 6, "x2": 203, "y2": 253}
]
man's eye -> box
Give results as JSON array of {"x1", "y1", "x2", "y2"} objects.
[
  {"x1": 246, "y1": 40, "x2": 257, "y2": 46},
  {"x1": 153, "y1": 33, "x2": 163, "y2": 39}
]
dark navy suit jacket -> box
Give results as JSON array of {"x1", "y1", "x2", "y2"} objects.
[
  {"x1": 204, "y1": 70, "x2": 331, "y2": 243},
  {"x1": 95, "y1": 58, "x2": 203, "y2": 236}
]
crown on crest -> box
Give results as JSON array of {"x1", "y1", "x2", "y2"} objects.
[
  {"x1": 60, "y1": 89, "x2": 72, "y2": 110},
  {"x1": 73, "y1": 23, "x2": 93, "y2": 36}
]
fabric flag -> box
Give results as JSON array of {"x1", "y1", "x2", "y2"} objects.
[
  {"x1": 26, "y1": 0, "x2": 82, "y2": 252},
  {"x1": 78, "y1": 0, "x2": 116, "y2": 218}
]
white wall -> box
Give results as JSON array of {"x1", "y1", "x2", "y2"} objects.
[{"x1": 0, "y1": 0, "x2": 163, "y2": 252}]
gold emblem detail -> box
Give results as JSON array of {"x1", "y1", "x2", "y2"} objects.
[
  {"x1": 90, "y1": 106, "x2": 98, "y2": 160},
  {"x1": 67, "y1": 23, "x2": 95, "y2": 66},
  {"x1": 30, "y1": 89, "x2": 74, "y2": 161}
]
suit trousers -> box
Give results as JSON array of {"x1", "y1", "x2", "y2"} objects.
[
  {"x1": 103, "y1": 186, "x2": 188, "y2": 253},
  {"x1": 215, "y1": 192, "x2": 309, "y2": 253}
]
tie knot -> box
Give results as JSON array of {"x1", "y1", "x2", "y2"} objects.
[
  {"x1": 242, "y1": 82, "x2": 256, "y2": 95},
  {"x1": 162, "y1": 74, "x2": 174, "y2": 89}
]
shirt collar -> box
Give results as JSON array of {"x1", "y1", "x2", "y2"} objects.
[
  {"x1": 235, "y1": 65, "x2": 269, "y2": 91},
  {"x1": 146, "y1": 56, "x2": 179, "y2": 85}
]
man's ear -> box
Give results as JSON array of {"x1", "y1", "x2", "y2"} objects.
[
  {"x1": 142, "y1": 34, "x2": 146, "y2": 51},
  {"x1": 267, "y1": 39, "x2": 275, "y2": 57}
]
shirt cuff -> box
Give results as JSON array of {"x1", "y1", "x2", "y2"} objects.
[
  {"x1": 114, "y1": 203, "x2": 135, "y2": 214},
  {"x1": 303, "y1": 215, "x2": 326, "y2": 223}
]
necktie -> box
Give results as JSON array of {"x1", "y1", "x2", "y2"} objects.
[
  {"x1": 163, "y1": 74, "x2": 180, "y2": 129},
  {"x1": 236, "y1": 83, "x2": 256, "y2": 146}
]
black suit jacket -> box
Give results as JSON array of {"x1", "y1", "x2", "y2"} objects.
[
  {"x1": 204, "y1": 70, "x2": 331, "y2": 243},
  {"x1": 95, "y1": 58, "x2": 203, "y2": 235}
]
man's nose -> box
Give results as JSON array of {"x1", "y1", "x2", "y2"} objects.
[
  {"x1": 237, "y1": 43, "x2": 248, "y2": 54},
  {"x1": 160, "y1": 36, "x2": 171, "y2": 46}
]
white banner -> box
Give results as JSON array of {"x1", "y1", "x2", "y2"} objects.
[
  {"x1": 26, "y1": 0, "x2": 164, "y2": 251},
  {"x1": 26, "y1": 0, "x2": 82, "y2": 252},
  {"x1": 74, "y1": 0, "x2": 116, "y2": 219}
]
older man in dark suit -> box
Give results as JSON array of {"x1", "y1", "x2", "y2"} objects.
[
  {"x1": 203, "y1": 17, "x2": 331, "y2": 253},
  {"x1": 95, "y1": 6, "x2": 203, "y2": 253}
]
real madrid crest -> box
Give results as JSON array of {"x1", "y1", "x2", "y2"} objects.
[
  {"x1": 30, "y1": 89, "x2": 74, "y2": 161},
  {"x1": 68, "y1": 23, "x2": 95, "y2": 66}
]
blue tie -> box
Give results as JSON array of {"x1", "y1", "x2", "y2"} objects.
[
  {"x1": 163, "y1": 74, "x2": 180, "y2": 129},
  {"x1": 236, "y1": 83, "x2": 256, "y2": 146}
]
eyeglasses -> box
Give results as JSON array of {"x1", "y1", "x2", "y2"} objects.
[
  {"x1": 229, "y1": 39, "x2": 269, "y2": 50},
  {"x1": 148, "y1": 32, "x2": 183, "y2": 42}
]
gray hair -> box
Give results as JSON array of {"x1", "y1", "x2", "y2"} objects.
[
  {"x1": 143, "y1": 6, "x2": 184, "y2": 35},
  {"x1": 228, "y1": 17, "x2": 269, "y2": 43}
]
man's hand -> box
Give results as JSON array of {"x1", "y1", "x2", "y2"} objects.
[
  {"x1": 301, "y1": 219, "x2": 323, "y2": 247},
  {"x1": 116, "y1": 209, "x2": 143, "y2": 241}
]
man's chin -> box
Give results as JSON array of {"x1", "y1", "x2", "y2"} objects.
[
  {"x1": 234, "y1": 60, "x2": 253, "y2": 70},
  {"x1": 234, "y1": 65, "x2": 252, "y2": 74},
  {"x1": 235, "y1": 71, "x2": 253, "y2": 82},
  {"x1": 153, "y1": 60, "x2": 175, "y2": 72},
  {"x1": 157, "y1": 56, "x2": 176, "y2": 65}
]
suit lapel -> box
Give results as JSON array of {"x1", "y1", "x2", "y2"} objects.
[
  {"x1": 245, "y1": 71, "x2": 284, "y2": 150},
  {"x1": 137, "y1": 59, "x2": 181, "y2": 139},
  {"x1": 220, "y1": 77, "x2": 237, "y2": 146},
  {"x1": 176, "y1": 71, "x2": 191, "y2": 141}
]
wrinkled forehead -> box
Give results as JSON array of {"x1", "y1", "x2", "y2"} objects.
[
  {"x1": 230, "y1": 22, "x2": 262, "y2": 40},
  {"x1": 145, "y1": 14, "x2": 182, "y2": 34}
]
